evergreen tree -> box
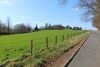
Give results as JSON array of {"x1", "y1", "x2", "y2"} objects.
[
  {"x1": 45, "y1": 23, "x2": 48, "y2": 29},
  {"x1": 34, "y1": 24, "x2": 39, "y2": 31}
]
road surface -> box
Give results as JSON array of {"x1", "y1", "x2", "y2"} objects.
[{"x1": 67, "y1": 31, "x2": 100, "y2": 67}]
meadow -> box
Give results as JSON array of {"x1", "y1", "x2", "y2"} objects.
[{"x1": 0, "y1": 29, "x2": 88, "y2": 67}]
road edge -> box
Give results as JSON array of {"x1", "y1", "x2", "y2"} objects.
[{"x1": 64, "y1": 32, "x2": 91, "y2": 67}]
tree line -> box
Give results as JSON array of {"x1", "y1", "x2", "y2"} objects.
[
  {"x1": 0, "y1": 22, "x2": 33, "y2": 34},
  {"x1": 0, "y1": 18, "x2": 82, "y2": 35},
  {"x1": 38, "y1": 23, "x2": 82, "y2": 31},
  {"x1": 0, "y1": 17, "x2": 33, "y2": 35}
]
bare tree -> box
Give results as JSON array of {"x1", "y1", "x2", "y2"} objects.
[
  {"x1": 14, "y1": 23, "x2": 33, "y2": 33},
  {"x1": 7, "y1": 17, "x2": 10, "y2": 34},
  {"x1": 60, "y1": 0, "x2": 100, "y2": 29},
  {"x1": 0, "y1": 20, "x2": 8, "y2": 34},
  {"x1": 0, "y1": 20, "x2": 3, "y2": 32}
]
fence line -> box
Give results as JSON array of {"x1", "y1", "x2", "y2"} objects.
[{"x1": 29, "y1": 31, "x2": 86, "y2": 54}]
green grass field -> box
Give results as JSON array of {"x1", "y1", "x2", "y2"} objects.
[{"x1": 0, "y1": 29, "x2": 87, "y2": 66}]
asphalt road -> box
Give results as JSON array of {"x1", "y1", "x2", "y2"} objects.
[{"x1": 67, "y1": 31, "x2": 100, "y2": 67}]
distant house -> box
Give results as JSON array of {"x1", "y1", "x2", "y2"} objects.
[{"x1": 45, "y1": 25, "x2": 65, "y2": 30}]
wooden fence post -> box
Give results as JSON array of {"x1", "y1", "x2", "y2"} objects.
[
  {"x1": 67, "y1": 34, "x2": 69, "y2": 39},
  {"x1": 55, "y1": 36, "x2": 57, "y2": 45},
  {"x1": 62, "y1": 35, "x2": 64, "y2": 41},
  {"x1": 46, "y1": 37, "x2": 49, "y2": 49},
  {"x1": 30, "y1": 40, "x2": 33, "y2": 54},
  {"x1": 70, "y1": 34, "x2": 72, "y2": 38}
]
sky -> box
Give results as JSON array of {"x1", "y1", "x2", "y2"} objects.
[{"x1": 0, "y1": 0, "x2": 97, "y2": 30}]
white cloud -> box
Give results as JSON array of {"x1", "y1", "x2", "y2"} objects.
[
  {"x1": 72, "y1": 7, "x2": 80, "y2": 12},
  {"x1": 0, "y1": 0, "x2": 15, "y2": 5}
]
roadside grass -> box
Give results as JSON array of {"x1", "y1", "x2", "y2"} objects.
[
  {"x1": 31, "y1": 32, "x2": 89, "y2": 67},
  {"x1": 0, "y1": 30, "x2": 88, "y2": 67}
]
